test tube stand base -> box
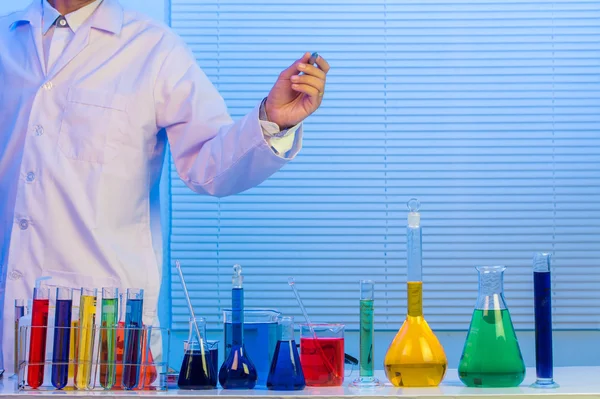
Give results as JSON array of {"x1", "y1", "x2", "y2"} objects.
[
  {"x1": 350, "y1": 376, "x2": 383, "y2": 389},
  {"x1": 530, "y1": 379, "x2": 559, "y2": 389}
]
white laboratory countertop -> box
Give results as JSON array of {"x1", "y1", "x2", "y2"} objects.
[{"x1": 1, "y1": 368, "x2": 598, "y2": 398}]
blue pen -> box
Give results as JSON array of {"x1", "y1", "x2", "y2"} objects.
[{"x1": 308, "y1": 52, "x2": 318, "y2": 65}]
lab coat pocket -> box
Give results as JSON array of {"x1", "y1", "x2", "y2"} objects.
[
  {"x1": 41, "y1": 269, "x2": 120, "y2": 291},
  {"x1": 58, "y1": 87, "x2": 128, "y2": 164}
]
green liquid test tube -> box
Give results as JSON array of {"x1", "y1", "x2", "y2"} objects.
[
  {"x1": 100, "y1": 288, "x2": 119, "y2": 389},
  {"x1": 351, "y1": 280, "x2": 382, "y2": 388}
]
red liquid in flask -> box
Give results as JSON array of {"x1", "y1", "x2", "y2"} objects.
[
  {"x1": 300, "y1": 337, "x2": 344, "y2": 386},
  {"x1": 28, "y1": 299, "x2": 49, "y2": 388}
]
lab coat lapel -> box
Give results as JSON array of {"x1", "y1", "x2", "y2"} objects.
[
  {"x1": 47, "y1": 0, "x2": 124, "y2": 79},
  {"x1": 8, "y1": 1, "x2": 46, "y2": 77},
  {"x1": 46, "y1": 24, "x2": 91, "y2": 79}
]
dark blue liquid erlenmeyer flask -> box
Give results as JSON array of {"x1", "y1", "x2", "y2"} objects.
[
  {"x1": 178, "y1": 317, "x2": 217, "y2": 389},
  {"x1": 267, "y1": 317, "x2": 305, "y2": 390}
]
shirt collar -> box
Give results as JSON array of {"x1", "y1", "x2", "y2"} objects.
[
  {"x1": 42, "y1": 0, "x2": 103, "y2": 35},
  {"x1": 8, "y1": 0, "x2": 123, "y2": 35}
]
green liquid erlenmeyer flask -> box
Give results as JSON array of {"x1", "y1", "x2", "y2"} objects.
[{"x1": 458, "y1": 266, "x2": 525, "y2": 388}]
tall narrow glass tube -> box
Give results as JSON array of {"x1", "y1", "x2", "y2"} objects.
[
  {"x1": 219, "y1": 264, "x2": 257, "y2": 389},
  {"x1": 100, "y1": 287, "x2": 119, "y2": 389},
  {"x1": 123, "y1": 288, "x2": 144, "y2": 390},
  {"x1": 531, "y1": 253, "x2": 559, "y2": 388},
  {"x1": 76, "y1": 287, "x2": 97, "y2": 390},
  {"x1": 384, "y1": 199, "x2": 447, "y2": 387},
  {"x1": 351, "y1": 280, "x2": 381, "y2": 388},
  {"x1": 68, "y1": 289, "x2": 81, "y2": 382},
  {"x1": 51, "y1": 287, "x2": 73, "y2": 389},
  {"x1": 14, "y1": 299, "x2": 26, "y2": 377},
  {"x1": 28, "y1": 287, "x2": 50, "y2": 389}
]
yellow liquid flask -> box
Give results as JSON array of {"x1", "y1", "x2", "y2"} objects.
[
  {"x1": 76, "y1": 288, "x2": 97, "y2": 390},
  {"x1": 384, "y1": 199, "x2": 447, "y2": 387}
]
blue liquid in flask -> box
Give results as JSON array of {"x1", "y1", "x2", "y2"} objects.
[
  {"x1": 224, "y1": 315, "x2": 278, "y2": 387},
  {"x1": 219, "y1": 266, "x2": 257, "y2": 389},
  {"x1": 267, "y1": 317, "x2": 305, "y2": 391},
  {"x1": 178, "y1": 317, "x2": 217, "y2": 390}
]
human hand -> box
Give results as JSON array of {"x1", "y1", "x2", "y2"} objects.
[{"x1": 264, "y1": 52, "x2": 330, "y2": 130}]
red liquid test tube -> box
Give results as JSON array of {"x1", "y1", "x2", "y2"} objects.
[{"x1": 28, "y1": 287, "x2": 50, "y2": 389}]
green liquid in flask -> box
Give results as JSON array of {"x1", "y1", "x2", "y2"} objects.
[{"x1": 458, "y1": 309, "x2": 525, "y2": 388}]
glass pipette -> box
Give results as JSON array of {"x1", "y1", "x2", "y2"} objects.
[
  {"x1": 175, "y1": 261, "x2": 208, "y2": 359},
  {"x1": 287, "y1": 277, "x2": 339, "y2": 380}
]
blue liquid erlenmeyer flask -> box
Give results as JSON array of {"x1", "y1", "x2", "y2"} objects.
[
  {"x1": 178, "y1": 317, "x2": 217, "y2": 389},
  {"x1": 267, "y1": 316, "x2": 305, "y2": 390}
]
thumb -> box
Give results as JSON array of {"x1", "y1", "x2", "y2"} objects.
[{"x1": 278, "y1": 52, "x2": 312, "y2": 80}]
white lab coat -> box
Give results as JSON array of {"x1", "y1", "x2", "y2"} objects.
[{"x1": 0, "y1": 0, "x2": 302, "y2": 375}]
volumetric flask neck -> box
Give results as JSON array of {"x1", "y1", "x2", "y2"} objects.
[{"x1": 475, "y1": 266, "x2": 507, "y2": 310}]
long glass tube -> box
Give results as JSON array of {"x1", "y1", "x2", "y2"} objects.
[
  {"x1": 123, "y1": 288, "x2": 144, "y2": 390},
  {"x1": 14, "y1": 299, "x2": 26, "y2": 377},
  {"x1": 531, "y1": 253, "x2": 559, "y2": 388},
  {"x1": 28, "y1": 287, "x2": 50, "y2": 389},
  {"x1": 76, "y1": 287, "x2": 97, "y2": 390},
  {"x1": 51, "y1": 287, "x2": 73, "y2": 389},
  {"x1": 68, "y1": 289, "x2": 81, "y2": 382},
  {"x1": 351, "y1": 281, "x2": 381, "y2": 388},
  {"x1": 100, "y1": 287, "x2": 119, "y2": 389}
]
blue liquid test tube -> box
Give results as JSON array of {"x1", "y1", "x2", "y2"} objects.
[
  {"x1": 122, "y1": 288, "x2": 144, "y2": 390},
  {"x1": 52, "y1": 287, "x2": 73, "y2": 389},
  {"x1": 531, "y1": 253, "x2": 559, "y2": 389}
]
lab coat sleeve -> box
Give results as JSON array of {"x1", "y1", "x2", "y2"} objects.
[{"x1": 154, "y1": 39, "x2": 303, "y2": 197}]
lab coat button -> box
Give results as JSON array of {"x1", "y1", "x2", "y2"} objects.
[
  {"x1": 43, "y1": 81, "x2": 53, "y2": 91},
  {"x1": 26, "y1": 172, "x2": 35, "y2": 182},
  {"x1": 34, "y1": 125, "x2": 44, "y2": 136},
  {"x1": 19, "y1": 219, "x2": 29, "y2": 230}
]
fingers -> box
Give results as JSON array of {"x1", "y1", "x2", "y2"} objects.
[
  {"x1": 314, "y1": 54, "x2": 331, "y2": 74},
  {"x1": 297, "y1": 63, "x2": 326, "y2": 81},
  {"x1": 290, "y1": 74, "x2": 324, "y2": 94},
  {"x1": 291, "y1": 83, "x2": 320, "y2": 98},
  {"x1": 279, "y1": 52, "x2": 312, "y2": 80}
]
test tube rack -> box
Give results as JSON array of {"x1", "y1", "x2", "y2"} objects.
[{"x1": 16, "y1": 325, "x2": 170, "y2": 391}]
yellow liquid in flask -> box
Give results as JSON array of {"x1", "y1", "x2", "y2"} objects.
[{"x1": 384, "y1": 282, "x2": 447, "y2": 387}]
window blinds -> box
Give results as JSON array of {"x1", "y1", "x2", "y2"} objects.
[{"x1": 169, "y1": 0, "x2": 600, "y2": 331}]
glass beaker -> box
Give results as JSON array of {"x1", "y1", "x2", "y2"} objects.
[
  {"x1": 267, "y1": 316, "x2": 305, "y2": 390},
  {"x1": 223, "y1": 308, "x2": 280, "y2": 387},
  {"x1": 300, "y1": 323, "x2": 345, "y2": 387},
  {"x1": 458, "y1": 266, "x2": 526, "y2": 387},
  {"x1": 178, "y1": 317, "x2": 217, "y2": 389},
  {"x1": 207, "y1": 340, "x2": 219, "y2": 375},
  {"x1": 384, "y1": 199, "x2": 447, "y2": 387}
]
